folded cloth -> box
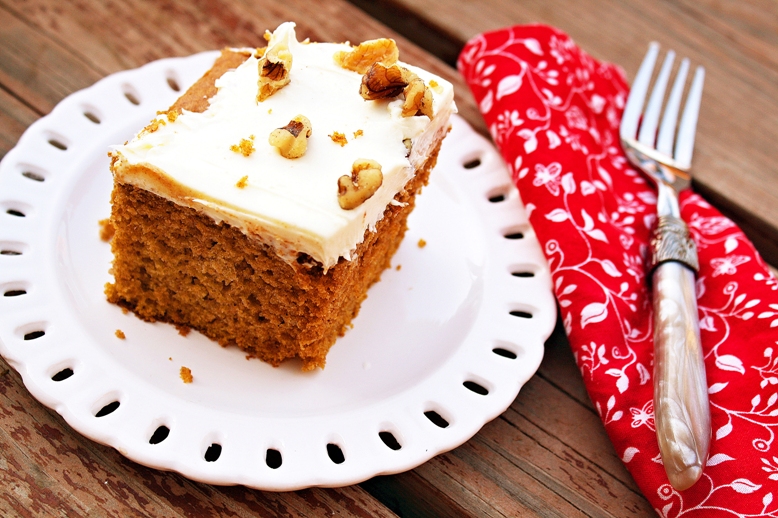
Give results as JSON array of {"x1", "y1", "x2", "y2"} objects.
[{"x1": 459, "y1": 25, "x2": 778, "y2": 516}]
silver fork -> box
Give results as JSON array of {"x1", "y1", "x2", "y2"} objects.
[{"x1": 620, "y1": 43, "x2": 709, "y2": 491}]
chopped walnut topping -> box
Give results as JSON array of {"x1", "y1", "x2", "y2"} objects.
[
  {"x1": 180, "y1": 366, "x2": 193, "y2": 384},
  {"x1": 329, "y1": 132, "x2": 348, "y2": 146},
  {"x1": 338, "y1": 159, "x2": 383, "y2": 210},
  {"x1": 257, "y1": 30, "x2": 292, "y2": 102},
  {"x1": 402, "y1": 74, "x2": 434, "y2": 118},
  {"x1": 353, "y1": 129, "x2": 364, "y2": 139},
  {"x1": 360, "y1": 63, "x2": 408, "y2": 100},
  {"x1": 230, "y1": 136, "x2": 256, "y2": 157},
  {"x1": 269, "y1": 115, "x2": 312, "y2": 158},
  {"x1": 334, "y1": 38, "x2": 399, "y2": 74},
  {"x1": 359, "y1": 65, "x2": 435, "y2": 119},
  {"x1": 263, "y1": 30, "x2": 272, "y2": 42},
  {"x1": 236, "y1": 175, "x2": 249, "y2": 188}
]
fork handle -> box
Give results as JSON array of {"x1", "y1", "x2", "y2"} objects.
[{"x1": 651, "y1": 218, "x2": 711, "y2": 491}]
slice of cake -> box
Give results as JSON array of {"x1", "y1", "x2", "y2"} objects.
[{"x1": 106, "y1": 22, "x2": 456, "y2": 370}]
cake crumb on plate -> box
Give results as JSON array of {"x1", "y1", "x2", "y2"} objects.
[
  {"x1": 180, "y1": 366, "x2": 193, "y2": 383},
  {"x1": 99, "y1": 219, "x2": 115, "y2": 242}
]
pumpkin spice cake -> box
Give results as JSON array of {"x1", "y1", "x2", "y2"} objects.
[{"x1": 105, "y1": 22, "x2": 456, "y2": 370}]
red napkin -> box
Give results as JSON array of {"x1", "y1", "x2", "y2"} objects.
[{"x1": 459, "y1": 25, "x2": 778, "y2": 516}]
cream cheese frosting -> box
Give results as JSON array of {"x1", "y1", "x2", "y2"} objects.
[{"x1": 112, "y1": 22, "x2": 456, "y2": 270}]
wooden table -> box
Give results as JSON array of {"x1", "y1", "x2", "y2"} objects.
[{"x1": 1, "y1": 0, "x2": 775, "y2": 516}]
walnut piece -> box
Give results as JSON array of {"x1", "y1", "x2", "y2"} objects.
[
  {"x1": 334, "y1": 38, "x2": 399, "y2": 74},
  {"x1": 257, "y1": 30, "x2": 292, "y2": 102},
  {"x1": 360, "y1": 63, "x2": 408, "y2": 100},
  {"x1": 359, "y1": 64, "x2": 435, "y2": 118},
  {"x1": 269, "y1": 115, "x2": 312, "y2": 159},
  {"x1": 402, "y1": 74, "x2": 434, "y2": 118},
  {"x1": 338, "y1": 159, "x2": 383, "y2": 210}
]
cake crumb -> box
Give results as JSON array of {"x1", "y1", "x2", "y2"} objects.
[
  {"x1": 99, "y1": 218, "x2": 115, "y2": 242},
  {"x1": 353, "y1": 129, "x2": 364, "y2": 139},
  {"x1": 121, "y1": 307, "x2": 128, "y2": 315},
  {"x1": 268, "y1": 108, "x2": 273, "y2": 114},
  {"x1": 236, "y1": 175, "x2": 249, "y2": 189},
  {"x1": 115, "y1": 329, "x2": 126, "y2": 340},
  {"x1": 168, "y1": 357, "x2": 172, "y2": 361},
  {"x1": 329, "y1": 132, "x2": 348, "y2": 146},
  {"x1": 417, "y1": 238, "x2": 427, "y2": 248},
  {"x1": 158, "y1": 108, "x2": 179, "y2": 123},
  {"x1": 396, "y1": 264, "x2": 402, "y2": 271},
  {"x1": 145, "y1": 118, "x2": 166, "y2": 133},
  {"x1": 429, "y1": 79, "x2": 443, "y2": 94},
  {"x1": 180, "y1": 366, "x2": 193, "y2": 383},
  {"x1": 175, "y1": 324, "x2": 191, "y2": 337},
  {"x1": 230, "y1": 136, "x2": 256, "y2": 157}
]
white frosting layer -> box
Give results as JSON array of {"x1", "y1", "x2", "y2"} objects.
[{"x1": 113, "y1": 22, "x2": 456, "y2": 270}]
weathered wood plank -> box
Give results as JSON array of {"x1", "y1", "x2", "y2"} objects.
[
  {"x1": 1, "y1": 0, "x2": 484, "y2": 134},
  {"x1": 0, "y1": 358, "x2": 397, "y2": 517},
  {"x1": 368, "y1": 0, "x2": 778, "y2": 265},
  {"x1": 536, "y1": 319, "x2": 593, "y2": 410},
  {"x1": 506, "y1": 377, "x2": 648, "y2": 510},
  {"x1": 0, "y1": 5, "x2": 102, "y2": 115},
  {"x1": 0, "y1": 87, "x2": 38, "y2": 160},
  {"x1": 363, "y1": 370, "x2": 654, "y2": 517}
]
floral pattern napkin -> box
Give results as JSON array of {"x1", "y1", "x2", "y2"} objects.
[{"x1": 458, "y1": 24, "x2": 778, "y2": 517}]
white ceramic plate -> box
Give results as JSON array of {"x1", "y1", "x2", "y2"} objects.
[{"x1": 0, "y1": 52, "x2": 556, "y2": 490}]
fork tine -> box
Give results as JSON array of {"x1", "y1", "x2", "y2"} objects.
[
  {"x1": 674, "y1": 65, "x2": 705, "y2": 168},
  {"x1": 620, "y1": 42, "x2": 659, "y2": 141},
  {"x1": 638, "y1": 50, "x2": 675, "y2": 146},
  {"x1": 657, "y1": 58, "x2": 690, "y2": 155}
]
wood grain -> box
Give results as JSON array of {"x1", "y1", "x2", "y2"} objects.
[
  {"x1": 0, "y1": 0, "x2": 484, "y2": 136},
  {"x1": 0, "y1": 357, "x2": 397, "y2": 517},
  {"x1": 364, "y1": 0, "x2": 778, "y2": 266},
  {"x1": 0, "y1": 88, "x2": 37, "y2": 159},
  {"x1": 0, "y1": 0, "x2": 686, "y2": 515}
]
